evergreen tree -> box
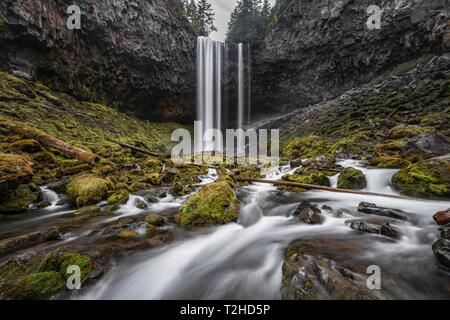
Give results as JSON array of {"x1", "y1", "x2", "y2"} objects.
[
  {"x1": 195, "y1": 0, "x2": 217, "y2": 36},
  {"x1": 226, "y1": 0, "x2": 273, "y2": 45}
]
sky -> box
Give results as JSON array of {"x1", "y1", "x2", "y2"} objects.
[{"x1": 206, "y1": 0, "x2": 277, "y2": 41}]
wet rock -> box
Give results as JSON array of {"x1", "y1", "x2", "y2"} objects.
[
  {"x1": 337, "y1": 167, "x2": 366, "y2": 190},
  {"x1": 290, "y1": 159, "x2": 303, "y2": 168},
  {"x1": 346, "y1": 219, "x2": 400, "y2": 239},
  {"x1": 440, "y1": 224, "x2": 450, "y2": 240},
  {"x1": 432, "y1": 239, "x2": 450, "y2": 269},
  {"x1": 145, "y1": 214, "x2": 165, "y2": 227},
  {"x1": 293, "y1": 201, "x2": 323, "y2": 224},
  {"x1": 253, "y1": 0, "x2": 446, "y2": 116},
  {"x1": 402, "y1": 134, "x2": 450, "y2": 159},
  {"x1": 29, "y1": 200, "x2": 51, "y2": 209},
  {"x1": 433, "y1": 209, "x2": 450, "y2": 226},
  {"x1": 357, "y1": 202, "x2": 409, "y2": 221},
  {"x1": 0, "y1": 228, "x2": 61, "y2": 257},
  {"x1": 281, "y1": 242, "x2": 386, "y2": 300},
  {"x1": 0, "y1": 0, "x2": 197, "y2": 122},
  {"x1": 135, "y1": 199, "x2": 149, "y2": 210}
]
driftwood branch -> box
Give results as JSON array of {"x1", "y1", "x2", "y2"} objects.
[
  {"x1": 237, "y1": 177, "x2": 414, "y2": 200},
  {"x1": 109, "y1": 140, "x2": 166, "y2": 158}
]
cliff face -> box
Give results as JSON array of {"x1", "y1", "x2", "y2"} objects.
[
  {"x1": 253, "y1": 0, "x2": 448, "y2": 115},
  {"x1": 0, "y1": 0, "x2": 197, "y2": 122}
]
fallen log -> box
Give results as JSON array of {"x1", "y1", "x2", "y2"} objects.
[
  {"x1": 237, "y1": 177, "x2": 415, "y2": 200},
  {"x1": 108, "y1": 140, "x2": 167, "y2": 158}
]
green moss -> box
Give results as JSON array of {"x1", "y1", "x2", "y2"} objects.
[
  {"x1": 0, "y1": 152, "x2": 33, "y2": 184},
  {"x1": 374, "y1": 140, "x2": 407, "y2": 157},
  {"x1": 8, "y1": 139, "x2": 41, "y2": 153},
  {"x1": 140, "y1": 173, "x2": 162, "y2": 186},
  {"x1": 75, "y1": 205, "x2": 101, "y2": 215},
  {"x1": 389, "y1": 125, "x2": 433, "y2": 139},
  {"x1": 370, "y1": 157, "x2": 411, "y2": 169},
  {"x1": 66, "y1": 173, "x2": 112, "y2": 207},
  {"x1": 107, "y1": 189, "x2": 129, "y2": 205},
  {"x1": 38, "y1": 251, "x2": 96, "y2": 281},
  {"x1": 337, "y1": 167, "x2": 367, "y2": 190},
  {"x1": 0, "y1": 272, "x2": 65, "y2": 300},
  {"x1": 282, "y1": 171, "x2": 331, "y2": 192},
  {"x1": 176, "y1": 180, "x2": 239, "y2": 226},
  {"x1": 392, "y1": 158, "x2": 450, "y2": 198},
  {"x1": 282, "y1": 135, "x2": 332, "y2": 159}
]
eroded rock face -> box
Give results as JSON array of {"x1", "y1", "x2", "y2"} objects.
[
  {"x1": 253, "y1": 0, "x2": 448, "y2": 115},
  {"x1": 0, "y1": 0, "x2": 196, "y2": 122}
]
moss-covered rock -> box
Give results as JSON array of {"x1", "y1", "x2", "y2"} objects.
[
  {"x1": 389, "y1": 125, "x2": 433, "y2": 139},
  {"x1": 145, "y1": 214, "x2": 165, "y2": 226},
  {"x1": 282, "y1": 170, "x2": 331, "y2": 192},
  {"x1": 75, "y1": 205, "x2": 101, "y2": 215},
  {"x1": 0, "y1": 271, "x2": 65, "y2": 300},
  {"x1": 66, "y1": 173, "x2": 112, "y2": 207},
  {"x1": 392, "y1": 156, "x2": 450, "y2": 198},
  {"x1": 0, "y1": 152, "x2": 33, "y2": 192},
  {"x1": 176, "y1": 180, "x2": 239, "y2": 226},
  {"x1": 337, "y1": 167, "x2": 367, "y2": 190},
  {"x1": 38, "y1": 250, "x2": 97, "y2": 282}
]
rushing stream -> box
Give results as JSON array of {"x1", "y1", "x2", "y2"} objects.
[{"x1": 78, "y1": 161, "x2": 450, "y2": 300}]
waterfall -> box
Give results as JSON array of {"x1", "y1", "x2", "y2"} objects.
[
  {"x1": 196, "y1": 37, "x2": 224, "y2": 151},
  {"x1": 40, "y1": 187, "x2": 59, "y2": 206}
]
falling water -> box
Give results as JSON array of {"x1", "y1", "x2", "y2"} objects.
[
  {"x1": 247, "y1": 44, "x2": 252, "y2": 125},
  {"x1": 237, "y1": 43, "x2": 245, "y2": 130},
  {"x1": 196, "y1": 37, "x2": 224, "y2": 151},
  {"x1": 40, "y1": 187, "x2": 59, "y2": 207}
]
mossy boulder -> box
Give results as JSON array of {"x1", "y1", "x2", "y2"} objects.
[
  {"x1": 66, "y1": 173, "x2": 112, "y2": 207},
  {"x1": 0, "y1": 271, "x2": 65, "y2": 300},
  {"x1": 392, "y1": 156, "x2": 450, "y2": 198},
  {"x1": 176, "y1": 180, "x2": 239, "y2": 226},
  {"x1": 338, "y1": 167, "x2": 367, "y2": 190},
  {"x1": 0, "y1": 184, "x2": 37, "y2": 213}
]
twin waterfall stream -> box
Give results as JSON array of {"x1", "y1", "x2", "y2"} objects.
[{"x1": 196, "y1": 37, "x2": 251, "y2": 151}]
